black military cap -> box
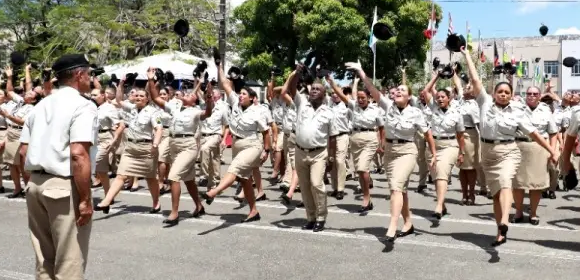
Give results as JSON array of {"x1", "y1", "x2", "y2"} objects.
[{"x1": 52, "y1": 54, "x2": 90, "y2": 74}]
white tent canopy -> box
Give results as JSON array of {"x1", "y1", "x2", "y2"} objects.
[{"x1": 104, "y1": 51, "x2": 232, "y2": 81}]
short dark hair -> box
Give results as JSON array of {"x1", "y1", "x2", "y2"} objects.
[{"x1": 494, "y1": 81, "x2": 513, "y2": 94}]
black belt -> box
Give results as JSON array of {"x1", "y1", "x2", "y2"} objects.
[
  {"x1": 515, "y1": 137, "x2": 533, "y2": 142},
  {"x1": 0, "y1": 127, "x2": 6, "y2": 131},
  {"x1": 163, "y1": 126, "x2": 170, "y2": 129},
  {"x1": 171, "y1": 134, "x2": 195, "y2": 138},
  {"x1": 386, "y1": 139, "x2": 412, "y2": 144},
  {"x1": 30, "y1": 169, "x2": 72, "y2": 178},
  {"x1": 201, "y1": 133, "x2": 219, "y2": 137},
  {"x1": 275, "y1": 122, "x2": 283, "y2": 126},
  {"x1": 296, "y1": 145, "x2": 325, "y2": 152},
  {"x1": 98, "y1": 129, "x2": 111, "y2": 133},
  {"x1": 127, "y1": 138, "x2": 152, "y2": 143},
  {"x1": 8, "y1": 124, "x2": 22, "y2": 130},
  {"x1": 465, "y1": 127, "x2": 476, "y2": 130},
  {"x1": 352, "y1": 128, "x2": 374, "y2": 132},
  {"x1": 480, "y1": 138, "x2": 514, "y2": 144},
  {"x1": 232, "y1": 134, "x2": 245, "y2": 140},
  {"x1": 337, "y1": 131, "x2": 350, "y2": 136},
  {"x1": 434, "y1": 135, "x2": 456, "y2": 140}
]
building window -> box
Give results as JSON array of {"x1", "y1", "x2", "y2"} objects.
[
  {"x1": 573, "y1": 59, "x2": 580, "y2": 77},
  {"x1": 544, "y1": 61, "x2": 559, "y2": 77}
]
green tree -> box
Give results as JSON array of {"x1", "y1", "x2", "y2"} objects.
[{"x1": 232, "y1": 0, "x2": 442, "y2": 83}]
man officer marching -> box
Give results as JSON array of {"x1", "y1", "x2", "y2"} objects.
[{"x1": 19, "y1": 54, "x2": 98, "y2": 280}]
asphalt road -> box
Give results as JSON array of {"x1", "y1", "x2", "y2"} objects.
[{"x1": 1, "y1": 149, "x2": 580, "y2": 280}]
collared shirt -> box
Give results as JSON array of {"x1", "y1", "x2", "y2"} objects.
[
  {"x1": 0, "y1": 101, "x2": 15, "y2": 128},
  {"x1": 227, "y1": 91, "x2": 269, "y2": 139},
  {"x1": 379, "y1": 96, "x2": 429, "y2": 141},
  {"x1": 476, "y1": 91, "x2": 536, "y2": 140},
  {"x1": 20, "y1": 86, "x2": 98, "y2": 176},
  {"x1": 559, "y1": 106, "x2": 573, "y2": 131},
  {"x1": 7, "y1": 94, "x2": 33, "y2": 127},
  {"x1": 258, "y1": 103, "x2": 274, "y2": 125},
  {"x1": 565, "y1": 106, "x2": 580, "y2": 137},
  {"x1": 457, "y1": 98, "x2": 480, "y2": 128},
  {"x1": 121, "y1": 103, "x2": 163, "y2": 140},
  {"x1": 282, "y1": 102, "x2": 297, "y2": 134},
  {"x1": 329, "y1": 101, "x2": 351, "y2": 133},
  {"x1": 97, "y1": 102, "x2": 121, "y2": 130},
  {"x1": 164, "y1": 105, "x2": 204, "y2": 135},
  {"x1": 294, "y1": 94, "x2": 339, "y2": 149},
  {"x1": 516, "y1": 103, "x2": 558, "y2": 139},
  {"x1": 271, "y1": 97, "x2": 285, "y2": 124},
  {"x1": 153, "y1": 104, "x2": 172, "y2": 127},
  {"x1": 166, "y1": 98, "x2": 182, "y2": 113},
  {"x1": 428, "y1": 98, "x2": 465, "y2": 137},
  {"x1": 200, "y1": 101, "x2": 228, "y2": 135},
  {"x1": 348, "y1": 100, "x2": 384, "y2": 129}
]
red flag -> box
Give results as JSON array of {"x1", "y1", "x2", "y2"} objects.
[
  {"x1": 423, "y1": 4, "x2": 437, "y2": 39},
  {"x1": 477, "y1": 30, "x2": 485, "y2": 62},
  {"x1": 493, "y1": 41, "x2": 499, "y2": 67}
]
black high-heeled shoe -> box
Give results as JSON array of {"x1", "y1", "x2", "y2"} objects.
[
  {"x1": 241, "y1": 213, "x2": 261, "y2": 223},
  {"x1": 200, "y1": 192, "x2": 214, "y2": 205},
  {"x1": 510, "y1": 215, "x2": 525, "y2": 224},
  {"x1": 432, "y1": 207, "x2": 448, "y2": 220},
  {"x1": 280, "y1": 193, "x2": 291, "y2": 205},
  {"x1": 396, "y1": 225, "x2": 415, "y2": 238},
  {"x1": 491, "y1": 224, "x2": 509, "y2": 247},
  {"x1": 192, "y1": 207, "x2": 206, "y2": 218},
  {"x1": 162, "y1": 218, "x2": 179, "y2": 226},
  {"x1": 256, "y1": 194, "x2": 267, "y2": 201},
  {"x1": 358, "y1": 202, "x2": 374, "y2": 213},
  {"x1": 94, "y1": 204, "x2": 110, "y2": 214},
  {"x1": 149, "y1": 206, "x2": 161, "y2": 214}
]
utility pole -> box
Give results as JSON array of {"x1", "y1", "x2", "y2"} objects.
[{"x1": 219, "y1": 0, "x2": 227, "y2": 70}]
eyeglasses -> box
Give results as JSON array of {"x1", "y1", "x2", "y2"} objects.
[{"x1": 526, "y1": 92, "x2": 541, "y2": 96}]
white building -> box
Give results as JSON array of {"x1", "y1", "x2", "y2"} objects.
[{"x1": 561, "y1": 40, "x2": 580, "y2": 92}]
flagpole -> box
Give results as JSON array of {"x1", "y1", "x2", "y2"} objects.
[
  {"x1": 429, "y1": 1, "x2": 435, "y2": 77},
  {"x1": 373, "y1": 52, "x2": 376, "y2": 84}
]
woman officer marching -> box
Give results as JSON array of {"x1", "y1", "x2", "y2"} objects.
[
  {"x1": 200, "y1": 61, "x2": 271, "y2": 223},
  {"x1": 461, "y1": 46, "x2": 558, "y2": 246},
  {"x1": 94, "y1": 75, "x2": 164, "y2": 214},
  {"x1": 147, "y1": 67, "x2": 212, "y2": 226}
]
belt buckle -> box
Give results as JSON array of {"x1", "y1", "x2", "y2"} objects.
[
  {"x1": 493, "y1": 140, "x2": 500, "y2": 144},
  {"x1": 131, "y1": 139, "x2": 138, "y2": 144},
  {"x1": 393, "y1": 140, "x2": 400, "y2": 144}
]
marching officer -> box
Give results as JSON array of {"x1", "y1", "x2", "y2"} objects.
[{"x1": 20, "y1": 54, "x2": 98, "y2": 280}]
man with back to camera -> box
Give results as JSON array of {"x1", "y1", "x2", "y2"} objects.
[{"x1": 19, "y1": 54, "x2": 98, "y2": 280}]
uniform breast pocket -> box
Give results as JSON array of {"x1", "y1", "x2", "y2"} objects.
[
  {"x1": 532, "y1": 120, "x2": 548, "y2": 132},
  {"x1": 137, "y1": 116, "x2": 150, "y2": 128},
  {"x1": 442, "y1": 117, "x2": 457, "y2": 130},
  {"x1": 398, "y1": 119, "x2": 415, "y2": 131},
  {"x1": 497, "y1": 117, "x2": 518, "y2": 135}
]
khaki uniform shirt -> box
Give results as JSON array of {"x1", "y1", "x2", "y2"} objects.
[
  {"x1": 294, "y1": 94, "x2": 339, "y2": 149},
  {"x1": 348, "y1": 100, "x2": 385, "y2": 129},
  {"x1": 226, "y1": 91, "x2": 269, "y2": 139},
  {"x1": 97, "y1": 102, "x2": 121, "y2": 130},
  {"x1": 20, "y1": 86, "x2": 99, "y2": 176},
  {"x1": 121, "y1": 103, "x2": 163, "y2": 140},
  {"x1": 379, "y1": 96, "x2": 429, "y2": 141},
  {"x1": 476, "y1": 90, "x2": 536, "y2": 140},
  {"x1": 428, "y1": 98, "x2": 465, "y2": 137}
]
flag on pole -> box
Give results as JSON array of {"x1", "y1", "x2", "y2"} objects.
[
  {"x1": 368, "y1": 6, "x2": 378, "y2": 55},
  {"x1": 511, "y1": 46, "x2": 516, "y2": 65},
  {"x1": 503, "y1": 50, "x2": 509, "y2": 64},
  {"x1": 534, "y1": 64, "x2": 541, "y2": 83},
  {"x1": 423, "y1": 4, "x2": 437, "y2": 39},
  {"x1": 493, "y1": 41, "x2": 499, "y2": 67},
  {"x1": 466, "y1": 22, "x2": 473, "y2": 51},
  {"x1": 478, "y1": 30, "x2": 485, "y2": 62},
  {"x1": 516, "y1": 56, "x2": 523, "y2": 77},
  {"x1": 447, "y1": 12, "x2": 454, "y2": 36}
]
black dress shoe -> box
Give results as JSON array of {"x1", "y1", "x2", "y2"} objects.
[
  {"x1": 432, "y1": 207, "x2": 448, "y2": 220},
  {"x1": 329, "y1": 190, "x2": 337, "y2": 197},
  {"x1": 296, "y1": 201, "x2": 304, "y2": 208},
  {"x1": 385, "y1": 235, "x2": 396, "y2": 243},
  {"x1": 358, "y1": 202, "x2": 374, "y2": 213},
  {"x1": 302, "y1": 221, "x2": 315, "y2": 230},
  {"x1": 149, "y1": 207, "x2": 161, "y2": 214},
  {"x1": 162, "y1": 218, "x2": 179, "y2": 226},
  {"x1": 6, "y1": 191, "x2": 24, "y2": 199},
  {"x1": 335, "y1": 191, "x2": 344, "y2": 200},
  {"x1": 94, "y1": 204, "x2": 110, "y2": 214},
  {"x1": 369, "y1": 179, "x2": 374, "y2": 189},
  {"x1": 313, "y1": 221, "x2": 325, "y2": 232},
  {"x1": 192, "y1": 207, "x2": 206, "y2": 218},
  {"x1": 0, "y1": 187, "x2": 5, "y2": 193},
  {"x1": 396, "y1": 225, "x2": 415, "y2": 238},
  {"x1": 280, "y1": 194, "x2": 291, "y2": 205},
  {"x1": 233, "y1": 196, "x2": 244, "y2": 203},
  {"x1": 200, "y1": 192, "x2": 214, "y2": 205},
  {"x1": 256, "y1": 194, "x2": 267, "y2": 201},
  {"x1": 241, "y1": 213, "x2": 261, "y2": 223},
  {"x1": 510, "y1": 215, "x2": 525, "y2": 224},
  {"x1": 529, "y1": 216, "x2": 540, "y2": 226},
  {"x1": 416, "y1": 185, "x2": 427, "y2": 193},
  {"x1": 548, "y1": 191, "x2": 556, "y2": 199},
  {"x1": 491, "y1": 224, "x2": 508, "y2": 247}
]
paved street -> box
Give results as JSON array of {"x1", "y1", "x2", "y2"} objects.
[{"x1": 0, "y1": 148, "x2": 580, "y2": 280}]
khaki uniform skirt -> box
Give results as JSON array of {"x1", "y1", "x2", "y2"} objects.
[
  {"x1": 95, "y1": 131, "x2": 115, "y2": 173},
  {"x1": 168, "y1": 136, "x2": 198, "y2": 182},
  {"x1": 227, "y1": 136, "x2": 263, "y2": 179},
  {"x1": 513, "y1": 141, "x2": 549, "y2": 190},
  {"x1": 459, "y1": 128, "x2": 479, "y2": 170},
  {"x1": 0, "y1": 128, "x2": 7, "y2": 163},
  {"x1": 384, "y1": 141, "x2": 418, "y2": 192},
  {"x1": 480, "y1": 141, "x2": 521, "y2": 196},
  {"x1": 158, "y1": 129, "x2": 171, "y2": 163},
  {"x1": 3, "y1": 127, "x2": 22, "y2": 165},
  {"x1": 117, "y1": 141, "x2": 158, "y2": 179},
  {"x1": 350, "y1": 130, "x2": 378, "y2": 172},
  {"x1": 427, "y1": 138, "x2": 459, "y2": 181}
]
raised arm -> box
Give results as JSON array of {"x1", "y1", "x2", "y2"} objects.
[
  {"x1": 460, "y1": 46, "x2": 483, "y2": 97},
  {"x1": 146, "y1": 68, "x2": 166, "y2": 109},
  {"x1": 345, "y1": 61, "x2": 381, "y2": 103}
]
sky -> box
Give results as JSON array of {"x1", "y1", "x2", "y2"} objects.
[{"x1": 229, "y1": 0, "x2": 580, "y2": 39}]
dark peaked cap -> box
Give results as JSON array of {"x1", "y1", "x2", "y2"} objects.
[{"x1": 52, "y1": 54, "x2": 90, "y2": 74}]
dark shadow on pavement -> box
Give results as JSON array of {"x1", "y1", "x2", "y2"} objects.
[
  {"x1": 197, "y1": 213, "x2": 247, "y2": 235},
  {"x1": 415, "y1": 228, "x2": 500, "y2": 263},
  {"x1": 547, "y1": 218, "x2": 580, "y2": 230}
]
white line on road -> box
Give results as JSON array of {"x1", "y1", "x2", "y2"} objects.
[
  {"x1": 0, "y1": 269, "x2": 33, "y2": 280},
  {"x1": 93, "y1": 189, "x2": 578, "y2": 232},
  {"x1": 2, "y1": 196, "x2": 580, "y2": 262}
]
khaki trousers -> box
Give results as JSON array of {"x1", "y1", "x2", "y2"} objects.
[
  {"x1": 26, "y1": 173, "x2": 91, "y2": 280},
  {"x1": 200, "y1": 134, "x2": 222, "y2": 188},
  {"x1": 414, "y1": 132, "x2": 428, "y2": 185},
  {"x1": 330, "y1": 133, "x2": 349, "y2": 192},
  {"x1": 295, "y1": 147, "x2": 328, "y2": 222},
  {"x1": 282, "y1": 132, "x2": 296, "y2": 184}
]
